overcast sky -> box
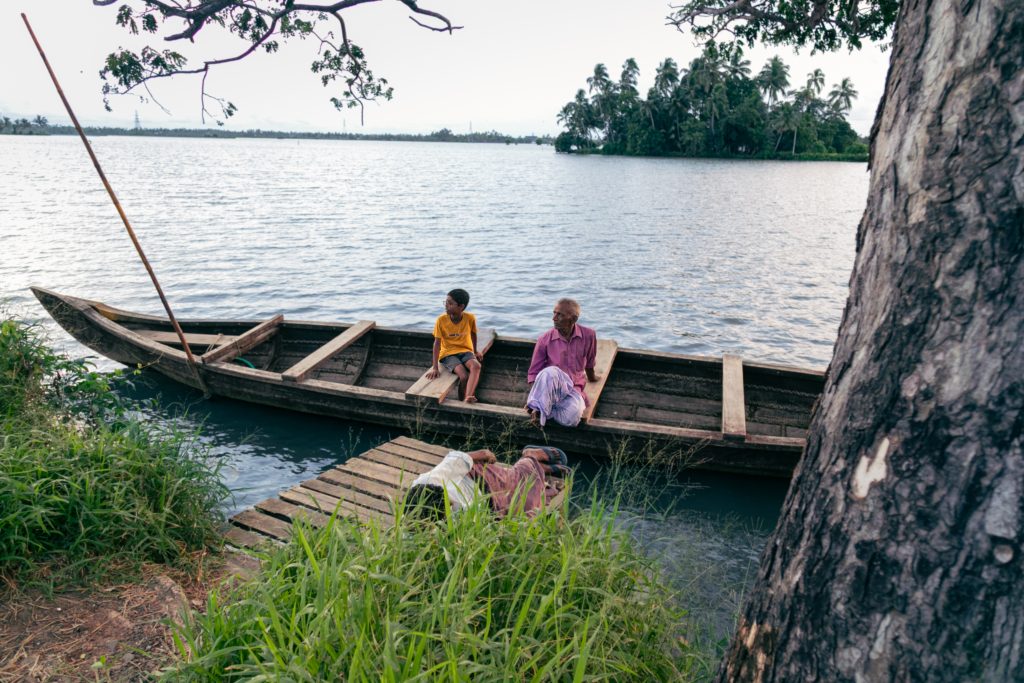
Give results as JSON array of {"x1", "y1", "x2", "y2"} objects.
[{"x1": 3, "y1": 1, "x2": 891, "y2": 136}]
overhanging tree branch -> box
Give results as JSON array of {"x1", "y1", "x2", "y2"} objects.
[{"x1": 95, "y1": 0, "x2": 460, "y2": 122}]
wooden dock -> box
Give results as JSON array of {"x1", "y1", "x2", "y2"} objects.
[{"x1": 226, "y1": 436, "x2": 566, "y2": 548}]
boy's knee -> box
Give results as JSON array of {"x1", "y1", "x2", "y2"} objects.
[{"x1": 467, "y1": 359, "x2": 481, "y2": 373}]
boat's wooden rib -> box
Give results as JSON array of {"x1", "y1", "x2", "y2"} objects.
[
  {"x1": 281, "y1": 320, "x2": 375, "y2": 383},
  {"x1": 581, "y1": 339, "x2": 617, "y2": 423},
  {"x1": 405, "y1": 328, "x2": 497, "y2": 403},
  {"x1": 721, "y1": 354, "x2": 747, "y2": 441},
  {"x1": 202, "y1": 314, "x2": 284, "y2": 364}
]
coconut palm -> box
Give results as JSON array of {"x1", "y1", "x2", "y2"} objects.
[
  {"x1": 653, "y1": 58, "x2": 680, "y2": 98},
  {"x1": 806, "y1": 68, "x2": 825, "y2": 96},
  {"x1": 619, "y1": 58, "x2": 640, "y2": 100},
  {"x1": 758, "y1": 56, "x2": 790, "y2": 107},
  {"x1": 724, "y1": 45, "x2": 752, "y2": 80},
  {"x1": 828, "y1": 77, "x2": 859, "y2": 113}
]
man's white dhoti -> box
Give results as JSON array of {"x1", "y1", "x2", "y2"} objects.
[{"x1": 526, "y1": 366, "x2": 585, "y2": 427}]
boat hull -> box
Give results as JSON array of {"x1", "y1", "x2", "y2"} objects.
[{"x1": 32, "y1": 287, "x2": 823, "y2": 477}]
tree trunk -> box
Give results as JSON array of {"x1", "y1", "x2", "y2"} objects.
[{"x1": 719, "y1": 1, "x2": 1023, "y2": 681}]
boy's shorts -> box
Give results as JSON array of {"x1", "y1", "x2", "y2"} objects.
[{"x1": 440, "y1": 351, "x2": 476, "y2": 371}]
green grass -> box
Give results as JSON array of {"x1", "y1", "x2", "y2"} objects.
[
  {"x1": 164, "y1": 494, "x2": 704, "y2": 681},
  {"x1": 0, "y1": 315, "x2": 228, "y2": 587}
]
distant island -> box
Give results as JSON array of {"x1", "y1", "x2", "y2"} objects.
[
  {"x1": 556, "y1": 48, "x2": 870, "y2": 162},
  {"x1": 0, "y1": 116, "x2": 553, "y2": 146}
]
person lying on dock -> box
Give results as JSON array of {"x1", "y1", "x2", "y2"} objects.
[
  {"x1": 525, "y1": 298, "x2": 599, "y2": 427},
  {"x1": 425, "y1": 288, "x2": 483, "y2": 402},
  {"x1": 403, "y1": 445, "x2": 569, "y2": 519}
]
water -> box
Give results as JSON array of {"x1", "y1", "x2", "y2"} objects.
[{"x1": 1, "y1": 135, "x2": 866, "y2": 635}]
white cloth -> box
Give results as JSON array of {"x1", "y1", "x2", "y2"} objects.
[
  {"x1": 408, "y1": 450, "x2": 480, "y2": 512},
  {"x1": 526, "y1": 366, "x2": 585, "y2": 427}
]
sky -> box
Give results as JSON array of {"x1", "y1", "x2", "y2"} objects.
[{"x1": 2, "y1": 1, "x2": 891, "y2": 136}]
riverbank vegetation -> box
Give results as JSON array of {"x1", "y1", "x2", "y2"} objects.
[
  {"x1": 0, "y1": 115, "x2": 552, "y2": 145},
  {"x1": 2, "y1": 319, "x2": 723, "y2": 679},
  {"x1": 165, "y1": 493, "x2": 703, "y2": 680},
  {"x1": 0, "y1": 315, "x2": 227, "y2": 587},
  {"x1": 556, "y1": 44, "x2": 866, "y2": 160}
]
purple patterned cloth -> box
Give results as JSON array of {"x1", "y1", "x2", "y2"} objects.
[{"x1": 526, "y1": 366, "x2": 585, "y2": 427}]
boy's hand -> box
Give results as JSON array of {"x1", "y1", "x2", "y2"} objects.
[
  {"x1": 474, "y1": 351, "x2": 484, "y2": 362},
  {"x1": 426, "y1": 367, "x2": 440, "y2": 380}
]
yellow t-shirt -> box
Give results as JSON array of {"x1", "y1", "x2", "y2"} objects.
[{"x1": 434, "y1": 312, "x2": 477, "y2": 359}]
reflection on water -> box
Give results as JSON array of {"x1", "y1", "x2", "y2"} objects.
[{"x1": 3, "y1": 136, "x2": 863, "y2": 639}]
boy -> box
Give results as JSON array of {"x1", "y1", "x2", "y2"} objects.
[{"x1": 426, "y1": 288, "x2": 483, "y2": 402}]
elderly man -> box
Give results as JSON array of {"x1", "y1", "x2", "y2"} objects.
[{"x1": 525, "y1": 298, "x2": 599, "y2": 427}]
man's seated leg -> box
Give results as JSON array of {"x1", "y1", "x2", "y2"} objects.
[{"x1": 526, "y1": 366, "x2": 579, "y2": 427}]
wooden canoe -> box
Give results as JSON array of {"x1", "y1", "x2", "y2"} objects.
[{"x1": 32, "y1": 287, "x2": 824, "y2": 477}]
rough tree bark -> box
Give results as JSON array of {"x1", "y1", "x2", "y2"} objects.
[{"x1": 720, "y1": 1, "x2": 1023, "y2": 680}]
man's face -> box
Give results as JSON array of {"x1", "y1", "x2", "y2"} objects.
[{"x1": 552, "y1": 303, "x2": 575, "y2": 332}]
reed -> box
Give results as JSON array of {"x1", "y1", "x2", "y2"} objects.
[
  {"x1": 0, "y1": 315, "x2": 228, "y2": 587},
  {"x1": 164, "y1": 494, "x2": 701, "y2": 680}
]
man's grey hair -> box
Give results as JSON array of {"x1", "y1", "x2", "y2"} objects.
[{"x1": 557, "y1": 298, "x2": 581, "y2": 320}]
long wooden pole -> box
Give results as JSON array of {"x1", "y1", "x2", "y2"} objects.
[{"x1": 22, "y1": 13, "x2": 210, "y2": 398}]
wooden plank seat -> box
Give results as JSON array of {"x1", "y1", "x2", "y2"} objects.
[
  {"x1": 721, "y1": 354, "x2": 748, "y2": 441},
  {"x1": 581, "y1": 339, "x2": 618, "y2": 423},
  {"x1": 405, "y1": 328, "x2": 496, "y2": 403},
  {"x1": 281, "y1": 320, "x2": 375, "y2": 383},
  {"x1": 202, "y1": 314, "x2": 284, "y2": 364},
  {"x1": 138, "y1": 329, "x2": 239, "y2": 347}
]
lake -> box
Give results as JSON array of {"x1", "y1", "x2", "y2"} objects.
[{"x1": 1, "y1": 134, "x2": 867, "y2": 636}]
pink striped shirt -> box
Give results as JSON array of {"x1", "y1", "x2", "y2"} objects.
[{"x1": 527, "y1": 324, "x2": 597, "y2": 397}]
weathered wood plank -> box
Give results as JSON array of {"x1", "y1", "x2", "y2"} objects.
[
  {"x1": 340, "y1": 457, "x2": 419, "y2": 489},
  {"x1": 280, "y1": 486, "x2": 384, "y2": 524},
  {"x1": 360, "y1": 448, "x2": 436, "y2": 475},
  {"x1": 138, "y1": 330, "x2": 239, "y2": 347},
  {"x1": 202, "y1": 315, "x2": 284, "y2": 364},
  {"x1": 224, "y1": 525, "x2": 273, "y2": 549},
  {"x1": 582, "y1": 339, "x2": 618, "y2": 423},
  {"x1": 405, "y1": 328, "x2": 497, "y2": 403},
  {"x1": 376, "y1": 440, "x2": 446, "y2": 467},
  {"x1": 256, "y1": 497, "x2": 332, "y2": 528},
  {"x1": 281, "y1": 321, "x2": 375, "y2": 383},
  {"x1": 392, "y1": 435, "x2": 450, "y2": 458},
  {"x1": 721, "y1": 354, "x2": 747, "y2": 441},
  {"x1": 316, "y1": 468, "x2": 401, "y2": 502},
  {"x1": 301, "y1": 478, "x2": 395, "y2": 514},
  {"x1": 231, "y1": 509, "x2": 293, "y2": 541}
]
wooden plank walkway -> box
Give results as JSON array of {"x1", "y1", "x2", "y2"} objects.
[{"x1": 226, "y1": 436, "x2": 566, "y2": 548}]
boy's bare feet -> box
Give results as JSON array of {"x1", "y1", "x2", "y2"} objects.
[{"x1": 464, "y1": 395, "x2": 478, "y2": 403}]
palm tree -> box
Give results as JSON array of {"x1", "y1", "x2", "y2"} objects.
[
  {"x1": 32, "y1": 115, "x2": 49, "y2": 128},
  {"x1": 806, "y1": 68, "x2": 825, "y2": 96},
  {"x1": 619, "y1": 58, "x2": 640, "y2": 100},
  {"x1": 828, "y1": 77, "x2": 859, "y2": 113},
  {"x1": 758, "y1": 56, "x2": 790, "y2": 108},
  {"x1": 586, "y1": 63, "x2": 611, "y2": 96},
  {"x1": 586, "y1": 63, "x2": 616, "y2": 140},
  {"x1": 772, "y1": 102, "x2": 802, "y2": 153},
  {"x1": 653, "y1": 58, "x2": 680, "y2": 98},
  {"x1": 724, "y1": 45, "x2": 752, "y2": 80}
]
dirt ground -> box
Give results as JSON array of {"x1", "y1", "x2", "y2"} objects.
[{"x1": 0, "y1": 552, "x2": 260, "y2": 682}]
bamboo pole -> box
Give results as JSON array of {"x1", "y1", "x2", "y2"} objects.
[{"x1": 22, "y1": 13, "x2": 211, "y2": 397}]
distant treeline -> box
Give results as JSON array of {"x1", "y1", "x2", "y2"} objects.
[
  {"x1": 0, "y1": 116, "x2": 552, "y2": 145},
  {"x1": 556, "y1": 45, "x2": 868, "y2": 161}
]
